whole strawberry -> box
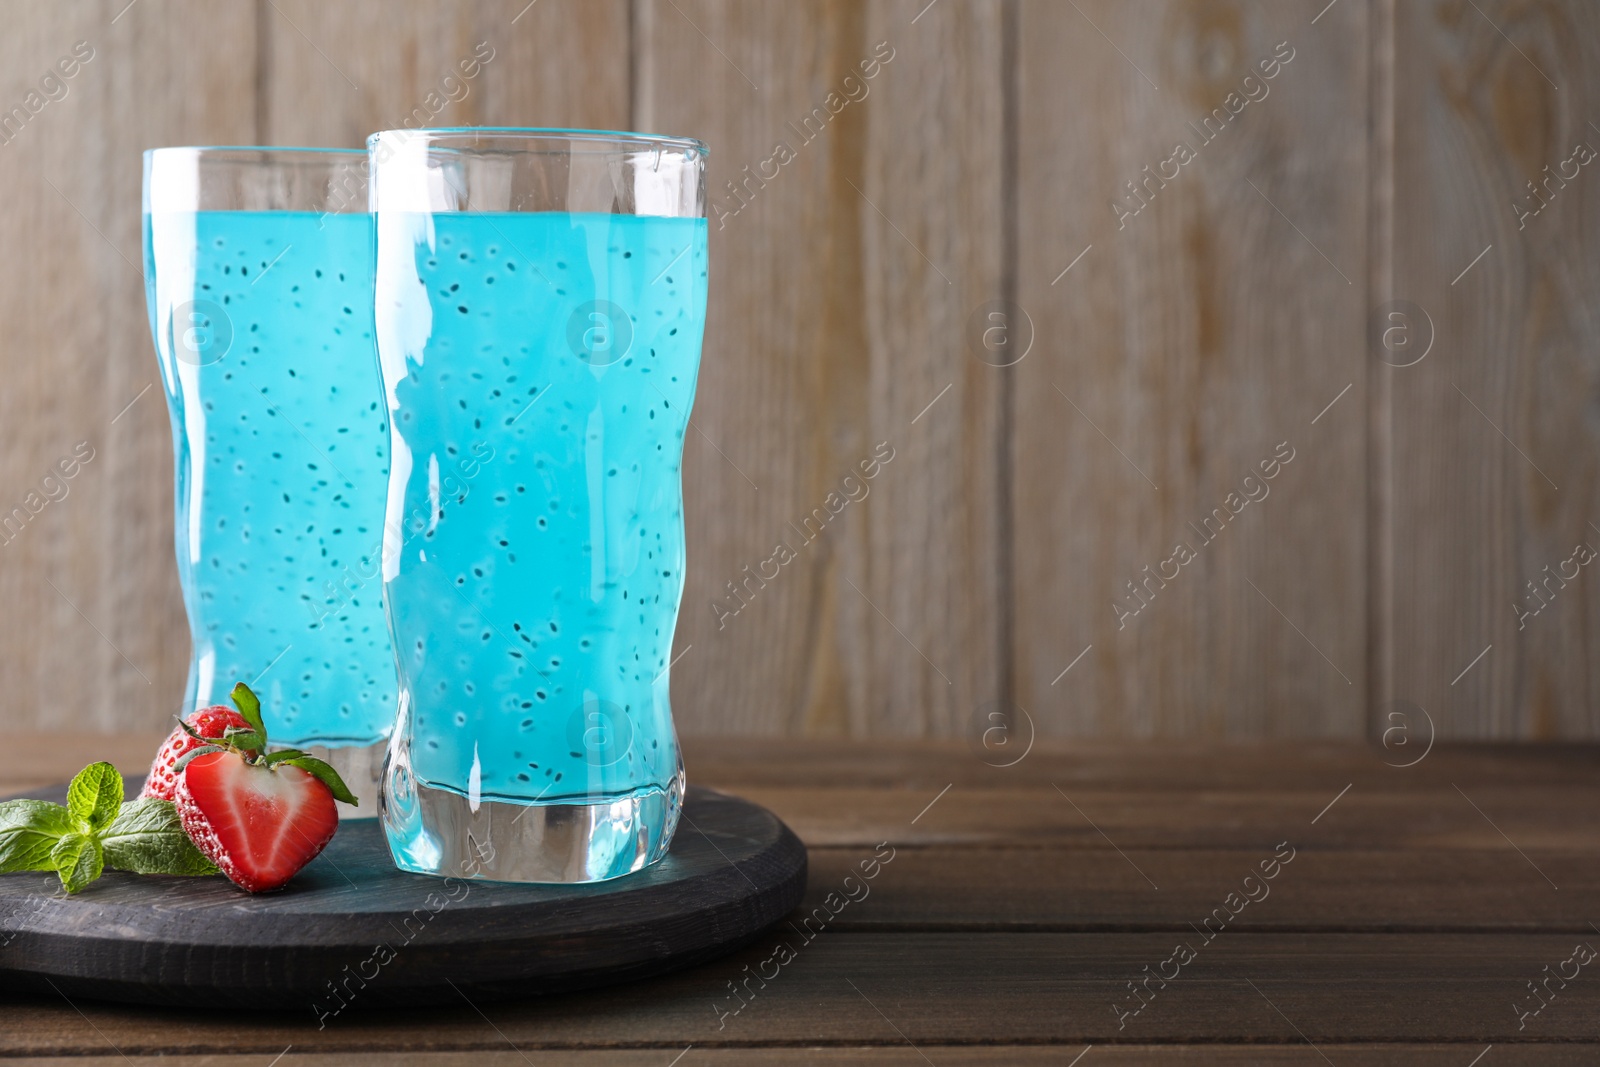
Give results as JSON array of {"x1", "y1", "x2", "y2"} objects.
[
  {"x1": 141, "y1": 704, "x2": 252, "y2": 801},
  {"x1": 170, "y1": 682, "x2": 357, "y2": 893}
]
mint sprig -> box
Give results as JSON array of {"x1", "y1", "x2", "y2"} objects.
[
  {"x1": 101, "y1": 798, "x2": 220, "y2": 877},
  {"x1": 0, "y1": 761, "x2": 219, "y2": 894},
  {"x1": 0, "y1": 801, "x2": 73, "y2": 873},
  {"x1": 67, "y1": 761, "x2": 122, "y2": 831},
  {"x1": 51, "y1": 832, "x2": 104, "y2": 894}
]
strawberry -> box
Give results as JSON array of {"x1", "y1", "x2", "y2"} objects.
[
  {"x1": 177, "y1": 750, "x2": 339, "y2": 892},
  {"x1": 140, "y1": 704, "x2": 252, "y2": 801},
  {"x1": 168, "y1": 682, "x2": 357, "y2": 893}
]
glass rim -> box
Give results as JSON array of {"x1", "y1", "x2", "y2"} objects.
[
  {"x1": 143, "y1": 146, "x2": 365, "y2": 163},
  {"x1": 143, "y1": 146, "x2": 369, "y2": 214},
  {"x1": 365, "y1": 126, "x2": 709, "y2": 157}
]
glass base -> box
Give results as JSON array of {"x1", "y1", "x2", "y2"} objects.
[
  {"x1": 381, "y1": 766, "x2": 685, "y2": 884},
  {"x1": 285, "y1": 740, "x2": 387, "y2": 820}
]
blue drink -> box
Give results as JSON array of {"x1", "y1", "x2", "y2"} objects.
[
  {"x1": 144, "y1": 193, "x2": 394, "y2": 810},
  {"x1": 376, "y1": 209, "x2": 707, "y2": 882}
]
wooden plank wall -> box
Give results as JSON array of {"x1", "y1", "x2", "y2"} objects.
[
  {"x1": 1388, "y1": 0, "x2": 1600, "y2": 738},
  {"x1": 1012, "y1": 0, "x2": 1369, "y2": 737},
  {"x1": 0, "y1": 0, "x2": 1594, "y2": 740},
  {"x1": 0, "y1": 1, "x2": 256, "y2": 735}
]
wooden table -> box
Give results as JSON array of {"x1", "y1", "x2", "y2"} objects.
[{"x1": 3, "y1": 735, "x2": 1599, "y2": 1063}]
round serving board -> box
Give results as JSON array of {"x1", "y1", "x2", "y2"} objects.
[{"x1": 0, "y1": 777, "x2": 806, "y2": 1010}]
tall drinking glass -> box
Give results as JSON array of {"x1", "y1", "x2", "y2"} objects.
[
  {"x1": 370, "y1": 128, "x2": 708, "y2": 882},
  {"x1": 143, "y1": 148, "x2": 393, "y2": 814}
]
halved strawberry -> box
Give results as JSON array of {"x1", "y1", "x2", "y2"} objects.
[
  {"x1": 176, "y1": 750, "x2": 338, "y2": 892},
  {"x1": 141, "y1": 704, "x2": 252, "y2": 801},
  {"x1": 169, "y1": 682, "x2": 357, "y2": 893}
]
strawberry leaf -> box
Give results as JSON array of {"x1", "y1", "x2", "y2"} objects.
[
  {"x1": 230, "y1": 682, "x2": 268, "y2": 743},
  {"x1": 221, "y1": 727, "x2": 265, "y2": 751},
  {"x1": 172, "y1": 745, "x2": 224, "y2": 774},
  {"x1": 0, "y1": 800, "x2": 74, "y2": 873},
  {"x1": 279, "y1": 756, "x2": 359, "y2": 806},
  {"x1": 50, "y1": 832, "x2": 104, "y2": 894},
  {"x1": 176, "y1": 716, "x2": 220, "y2": 744},
  {"x1": 101, "y1": 799, "x2": 219, "y2": 877},
  {"x1": 66, "y1": 762, "x2": 123, "y2": 833}
]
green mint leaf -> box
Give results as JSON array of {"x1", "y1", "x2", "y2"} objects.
[
  {"x1": 230, "y1": 682, "x2": 267, "y2": 742},
  {"x1": 0, "y1": 799, "x2": 74, "y2": 873},
  {"x1": 66, "y1": 762, "x2": 124, "y2": 832},
  {"x1": 51, "y1": 832, "x2": 105, "y2": 894},
  {"x1": 101, "y1": 799, "x2": 219, "y2": 877},
  {"x1": 280, "y1": 756, "x2": 359, "y2": 806},
  {"x1": 260, "y1": 748, "x2": 307, "y2": 766}
]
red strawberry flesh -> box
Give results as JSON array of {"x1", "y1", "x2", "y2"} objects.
[
  {"x1": 175, "y1": 750, "x2": 338, "y2": 893},
  {"x1": 140, "y1": 705, "x2": 251, "y2": 801}
]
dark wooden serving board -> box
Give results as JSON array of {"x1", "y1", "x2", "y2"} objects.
[{"x1": 0, "y1": 777, "x2": 806, "y2": 1011}]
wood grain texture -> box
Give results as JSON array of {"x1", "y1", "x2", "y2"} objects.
[
  {"x1": 258, "y1": 0, "x2": 630, "y2": 149},
  {"x1": 13, "y1": 1053, "x2": 1600, "y2": 1067},
  {"x1": 5, "y1": 933, "x2": 1600, "y2": 1048},
  {"x1": 1011, "y1": 0, "x2": 1371, "y2": 737},
  {"x1": 743, "y1": 782, "x2": 1600, "y2": 851},
  {"x1": 1387, "y1": 0, "x2": 1600, "y2": 737},
  {"x1": 637, "y1": 0, "x2": 1005, "y2": 737},
  {"x1": 11, "y1": 733, "x2": 1600, "y2": 794},
  {"x1": 684, "y1": 735, "x2": 1600, "y2": 789},
  {"x1": 4, "y1": 738, "x2": 1599, "y2": 1052},
  {"x1": 803, "y1": 846, "x2": 1600, "y2": 930},
  {"x1": 0, "y1": 2, "x2": 255, "y2": 734},
  {"x1": 6, "y1": 1051, "x2": 1600, "y2": 1067}
]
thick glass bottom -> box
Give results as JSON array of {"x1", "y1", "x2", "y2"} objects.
[
  {"x1": 283, "y1": 740, "x2": 387, "y2": 820},
  {"x1": 381, "y1": 765, "x2": 684, "y2": 884}
]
